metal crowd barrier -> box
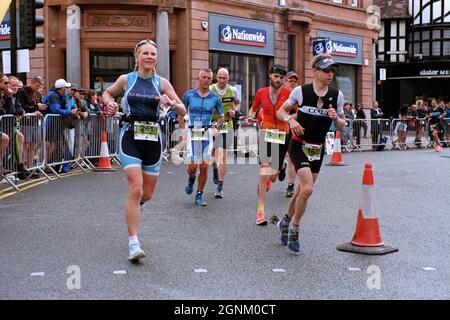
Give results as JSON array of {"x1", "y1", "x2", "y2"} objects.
[
  {"x1": 81, "y1": 114, "x2": 121, "y2": 168},
  {"x1": 1, "y1": 113, "x2": 121, "y2": 191},
  {"x1": 0, "y1": 115, "x2": 22, "y2": 190}
]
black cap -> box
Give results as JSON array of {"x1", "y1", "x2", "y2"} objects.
[{"x1": 269, "y1": 64, "x2": 288, "y2": 76}]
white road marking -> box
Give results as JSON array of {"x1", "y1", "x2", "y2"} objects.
[
  {"x1": 347, "y1": 267, "x2": 361, "y2": 271},
  {"x1": 30, "y1": 272, "x2": 45, "y2": 277},
  {"x1": 113, "y1": 270, "x2": 128, "y2": 275},
  {"x1": 422, "y1": 267, "x2": 437, "y2": 271},
  {"x1": 272, "y1": 268, "x2": 286, "y2": 273},
  {"x1": 167, "y1": 172, "x2": 173, "y2": 174},
  {"x1": 194, "y1": 268, "x2": 207, "y2": 273}
]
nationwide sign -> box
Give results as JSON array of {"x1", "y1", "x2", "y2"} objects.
[
  {"x1": 219, "y1": 24, "x2": 266, "y2": 47},
  {"x1": 331, "y1": 40, "x2": 358, "y2": 58},
  {"x1": 0, "y1": 15, "x2": 10, "y2": 41}
]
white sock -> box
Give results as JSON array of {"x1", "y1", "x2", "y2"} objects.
[{"x1": 129, "y1": 235, "x2": 138, "y2": 244}]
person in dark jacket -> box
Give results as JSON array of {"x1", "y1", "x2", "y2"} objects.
[{"x1": 0, "y1": 74, "x2": 30, "y2": 179}]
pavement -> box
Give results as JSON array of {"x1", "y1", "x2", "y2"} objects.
[{"x1": 0, "y1": 148, "x2": 449, "y2": 300}]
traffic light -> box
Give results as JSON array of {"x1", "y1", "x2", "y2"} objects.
[{"x1": 19, "y1": 0, "x2": 45, "y2": 50}]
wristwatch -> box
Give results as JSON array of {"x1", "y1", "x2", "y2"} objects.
[{"x1": 284, "y1": 115, "x2": 292, "y2": 123}]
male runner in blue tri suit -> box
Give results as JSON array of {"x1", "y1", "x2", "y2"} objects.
[{"x1": 182, "y1": 68, "x2": 224, "y2": 206}]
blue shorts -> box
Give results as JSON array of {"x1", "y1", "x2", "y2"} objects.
[
  {"x1": 119, "y1": 127, "x2": 162, "y2": 175},
  {"x1": 186, "y1": 128, "x2": 213, "y2": 162}
]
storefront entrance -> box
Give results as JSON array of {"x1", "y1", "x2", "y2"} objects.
[
  {"x1": 209, "y1": 52, "x2": 270, "y2": 114},
  {"x1": 89, "y1": 51, "x2": 134, "y2": 93}
]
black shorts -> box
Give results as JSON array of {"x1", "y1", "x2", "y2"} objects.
[
  {"x1": 289, "y1": 138, "x2": 325, "y2": 173},
  {"x1": 213, "y1": 131, "x2": 234, "y2": 150},
  {"x1": 119, "y1": 128, "x2": 162, "y2": 174},
  {"x1": 258, "y1": 130, "x2": 290, "y2": 171}
]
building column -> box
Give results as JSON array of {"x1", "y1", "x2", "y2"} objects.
[
  {"x1": 156, "y1": 9, "x2": 170, "y2": 80},
  {"x1": 66, "y1": 5, "x2": 81, "y2": 86}
]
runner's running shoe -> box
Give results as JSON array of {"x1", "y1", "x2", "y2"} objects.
[
  {"x1": 195, "y1": 193, "x2": 208, "y2": 206},
  {"x1": 287, "y1": 227, "x2": 300, "y2": 253},
  {"x1": 128, "y1": 241, "x2": 146, "y2": 261},
  {"x1": 285, "y1": 183, "x2": 295, "y2": 198},
  {"x1": 278, "y1": 216, "x2": 290, "y2": 245},
  {"x1": 214, "y1": 185, "x2": 224, "y2": 199},
  {"x1": 185, "y1": 175, "x2": 196, "y2": 195},
  {"x1": 256, "y1": 211, "x2": 268, "y2": 226}
]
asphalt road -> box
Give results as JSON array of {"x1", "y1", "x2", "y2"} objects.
[{"x1": 0, "y1": 148, "x2": 449, "y2": 300}]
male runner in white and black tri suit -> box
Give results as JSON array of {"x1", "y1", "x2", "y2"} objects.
[{"x1": 276, "y1": 54, "x2": 346, "y2": 253}]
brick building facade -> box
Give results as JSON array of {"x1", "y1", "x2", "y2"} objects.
[{"x1": 18, "y1": 0, "x2": 377, "y2": 112}]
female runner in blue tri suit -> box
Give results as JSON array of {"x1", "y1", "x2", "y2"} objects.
[{"x1": 104, "y1": 39, "x2": 186, "y2": 261}]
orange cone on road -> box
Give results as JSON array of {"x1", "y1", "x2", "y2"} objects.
[
  {"x1": 326, "y1": 131, "x2": 347, "y2": 166},
  {"x1": 337, "y1": 163, "x2": 398, "y2": 255},
  {"x1": 93, "y1": 131, "x2": 117, "y2": 172}
]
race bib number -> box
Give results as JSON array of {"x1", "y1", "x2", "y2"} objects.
[
  {"x1": 212, "y1": 121, "x2": 232, "y2": 134},
  {"x1": 264, "y1": 129, "x2": 286, "y2": 144},
  {"x1": 134, "y1": 121, "x2": 159, "y2": 141},
  {"x1": 302, "y1": 143, "x2": 323, "y2": 161},
  {"x1": 191, "y1": 127, "x2": 208, "y2": 141}
]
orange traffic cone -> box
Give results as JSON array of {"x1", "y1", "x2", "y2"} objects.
[
  {"x1": 337, "y1": 163, "x2": 398, "y2": 255},
  {"x1": 326, "y1": 131, "x2": 347, "y2": 166},
  {"x1": 93, "y1": 132, "x2": 117, "y2": 172}
]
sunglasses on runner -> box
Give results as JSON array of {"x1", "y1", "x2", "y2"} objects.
[
  {"x1": 135, "y1": 39, "x2": 158, "y2": 51},
  {"x1": 317, "y1": 67, "x2": 336, "y2": 74},
  {"x1": 287, "y1": 78, "x2": 298, "y2": 83}
]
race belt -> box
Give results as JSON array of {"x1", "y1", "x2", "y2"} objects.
[
  {"x1": 264, "y1": 129, "x2": 286, "y2": 145},
  {"x1": 302, "y1": 143, "x2": 323, "y2": 161},
  {"x1": 134, "y1": 121, "x2": 159, "y2": 141}
]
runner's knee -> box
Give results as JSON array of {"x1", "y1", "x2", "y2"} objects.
[
  {"x1": 299, "y1": 186, "x2": 313, "y2": 199},
  {"x1": 128, "y1": 185, "x2": 143, "y2": 202}
]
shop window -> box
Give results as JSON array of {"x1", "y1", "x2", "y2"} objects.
[
  {"x1": 288, "y1": 35, "x2": 296, "y2": 72},
  {"x1": 89, "y1": 52, "x2": 134, "y2": 92},
  {"x1": 331, "y1": 64, "x2": 357, "y2": 105},
  {"x1": 209, "y1": 52, "x2": 270, "y2": 114}
]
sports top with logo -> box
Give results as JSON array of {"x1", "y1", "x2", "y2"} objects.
[
  {"x1": 210, "y1": 83, "x2": 239, "y2": 128},
  {"x1": 182, "y1": 89, "x2": 223, "y2": 161},
  {"x1": 287, "y1": 83, "x2": 344, "y2": 173},
  {"x1": 119, "y1": 71, "x2": 163, "y2": 175},
  {"x1": 252, "y1": 86, "x2": 292, "y2": 171},
  {"x1": 288, "y1": 83, "x2": 344, "y2": 144}
]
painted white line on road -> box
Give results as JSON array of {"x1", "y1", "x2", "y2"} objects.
[
  {"x1": 422, "y1": 267, "x2": 437, "y2": 271},
  {"x1": 272, "y1": 268, "x2": 286, "y2": 273},
  {"x1": 113, "y1": 270, "x2": 128, "y2": 275},
  {"x1": 347, "y1": 171, "x2": 353, "y2": 173},
  {"x1": 30, "y1": 272, "x2": 45, "y2": 277},
  {"x1": 347, "y1": 267, "x2": 361, "y2": 271},
  {"x1": 167, "y1": 172, "x2": 173, "y2": 174},
  {"x1": 229, "y1": 172, "x2": 235, "y2": 175},
  {"x1": 194, "y1": 268, "x2": 207, "y2": 273}
]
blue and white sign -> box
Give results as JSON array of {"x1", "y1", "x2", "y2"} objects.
[
  {"x1": 316, "y1": 30, "x2": 363, "y2": 65},
  {"x1": 312, "y1": 38, "x2": 332, "y2": 56},
  {"x1": 0, "y1": 16, "x2": 10, "y2": 41},
  {"x1": 209, "y1": 14, "x2": 274, "y2": 56},
  {"x1": 219, "y1": 24, "x2": 267, "y2": 47},
  {"x1": 331, "y1": 40, "x2": 358, "y2": 58}
]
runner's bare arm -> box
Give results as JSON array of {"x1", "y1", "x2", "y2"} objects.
[
  {"x1": 277, "y1": 100, "x2": 304, "y2": 136},
  {"x1": 160, "y1": 78, "x2": 186, "y2": 116},
  {"x1": 103, "y1": 74, "x2": 127, "y2": 115}
]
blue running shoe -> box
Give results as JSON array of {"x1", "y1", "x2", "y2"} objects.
[
  {"x1": 128, "y1": 241, "x2": 146, "y2": 261},
  {"x1": 214, "y1": 185, "x2": 224, "y2": 199},
  {"x1": 278, "y1": 216, "x2": 290, "y2": 245},
  {"x1": 195, "y1": 193, "x2": 208, "y2": 206},
  {"x1": 213, "y1": 166, "x2": 219, "y2": 185},
  {"x1": 185, "y1": 175, "x2": 196, "y2": 195},
  {"x1": 287, "y1": 227, "x2": 300, "y2": 253}
]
